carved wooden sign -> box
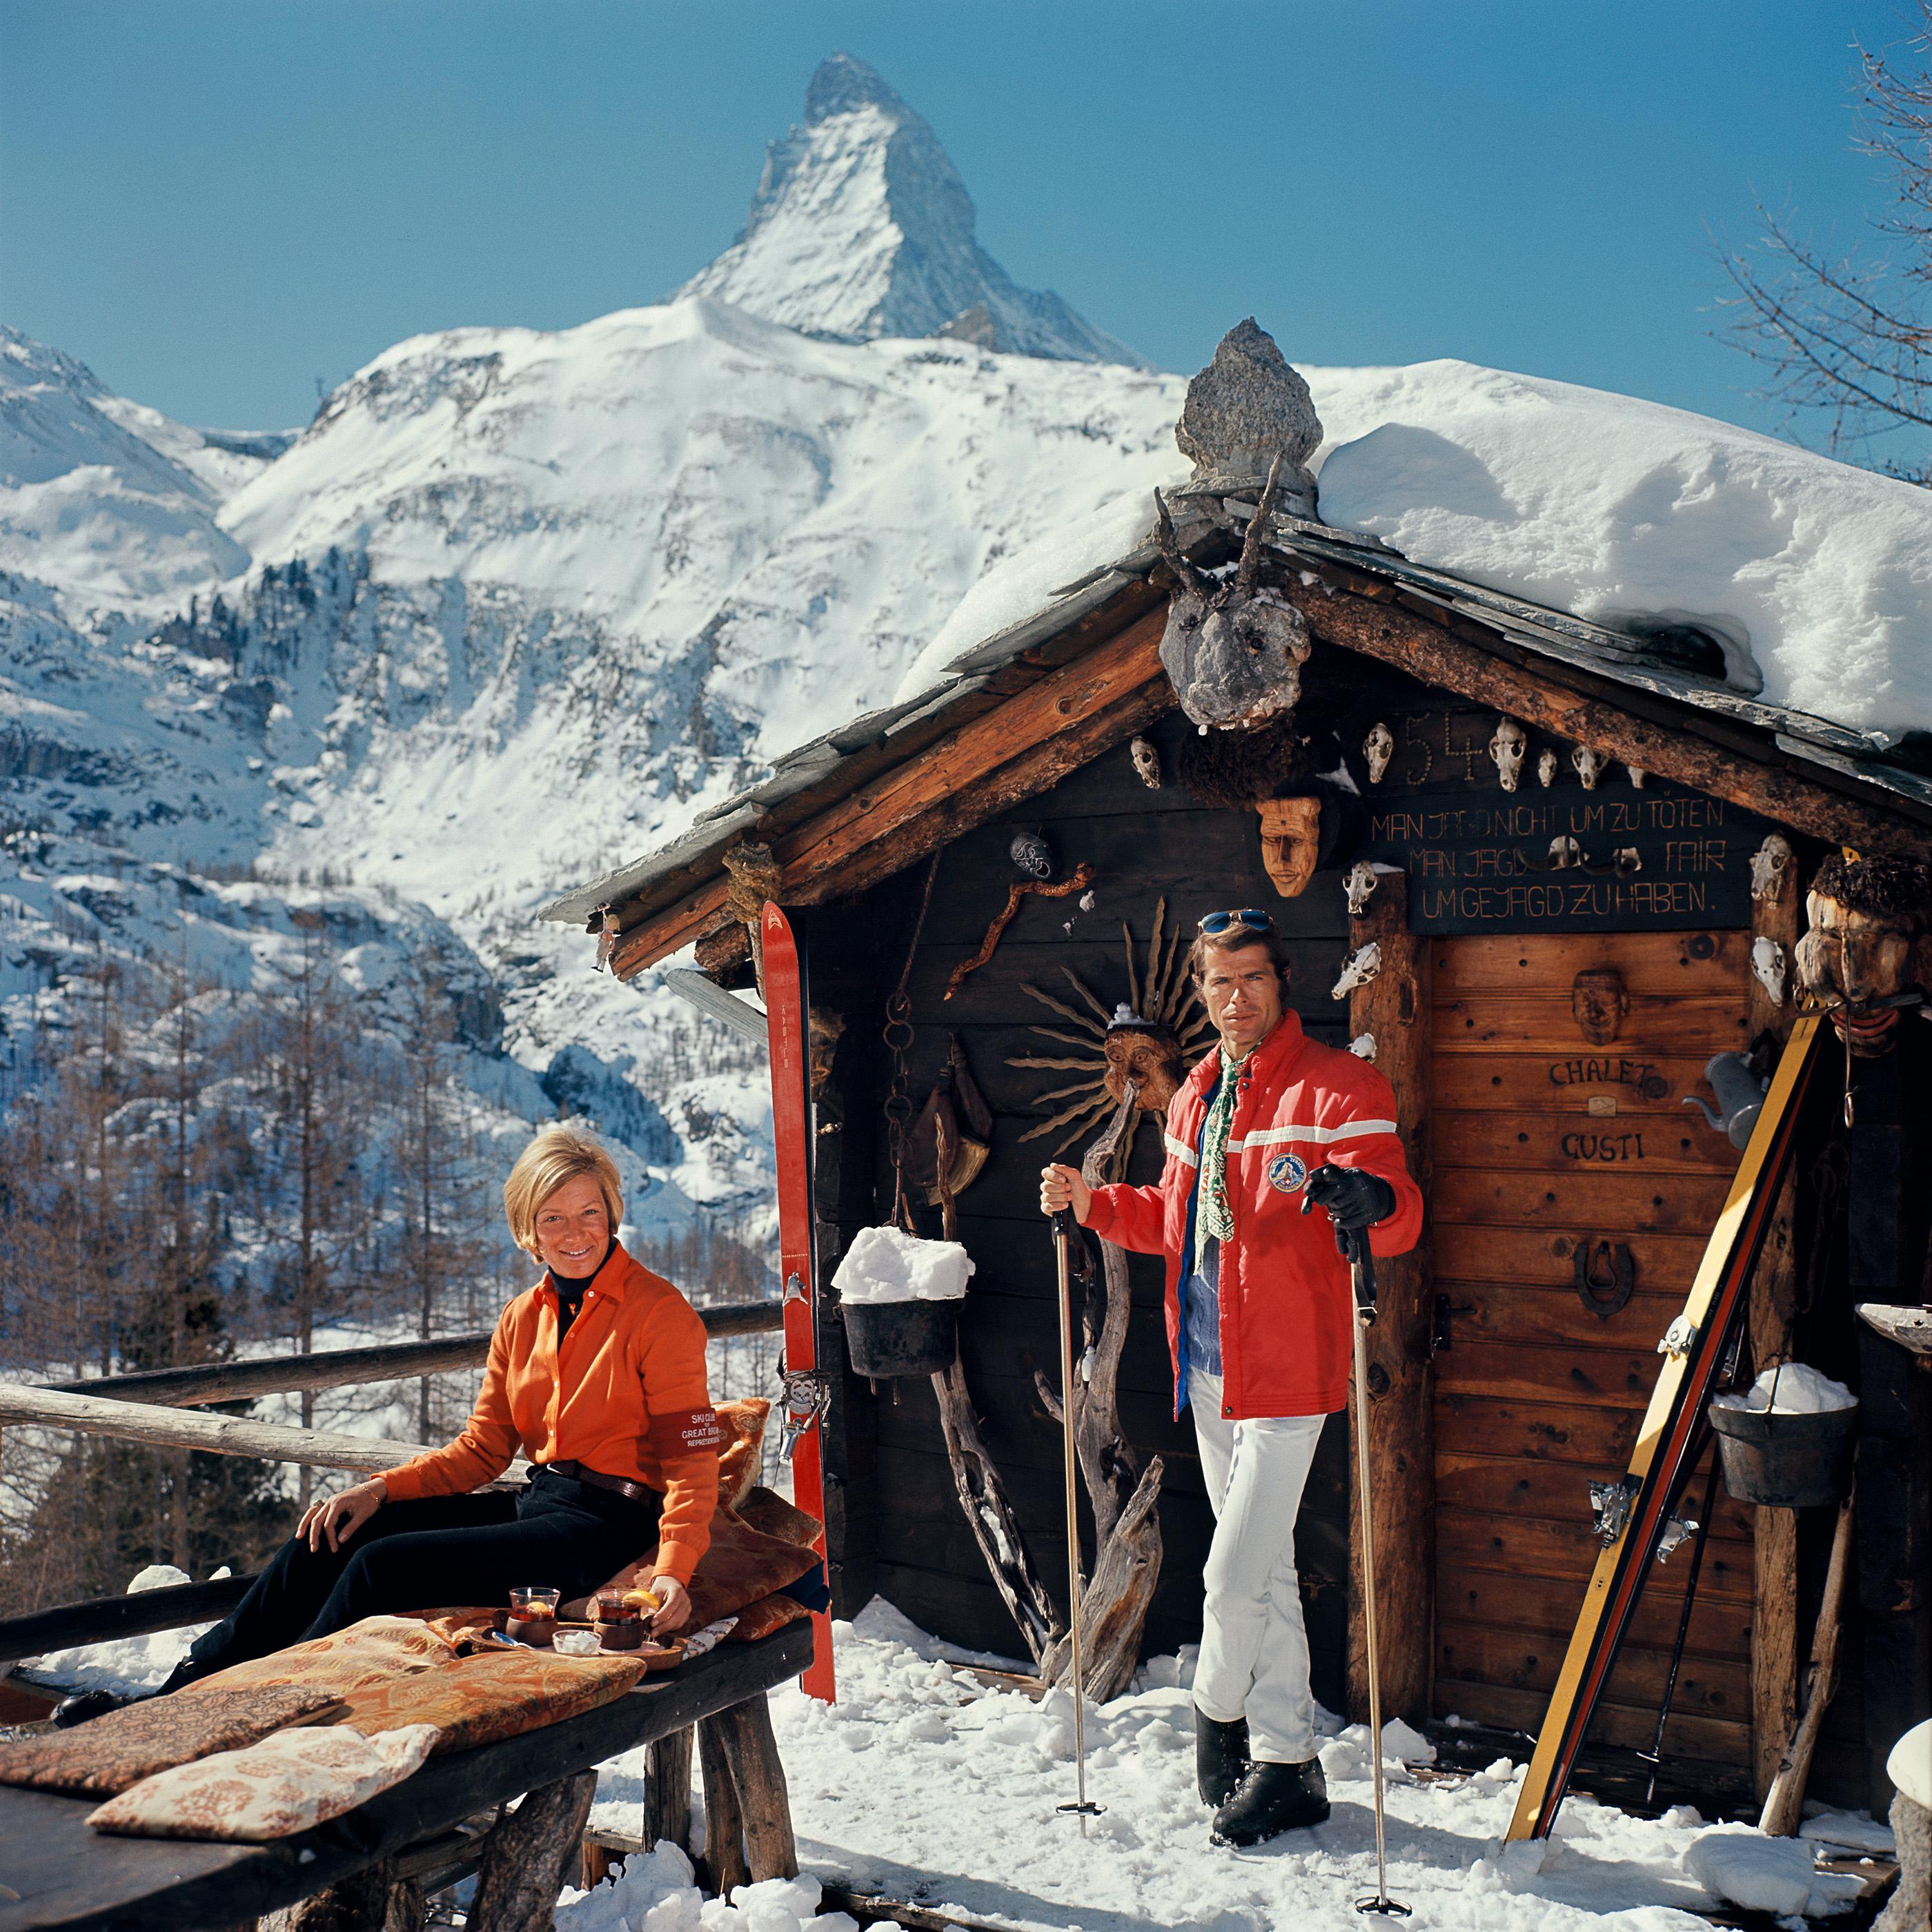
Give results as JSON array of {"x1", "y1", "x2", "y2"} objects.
[{"x1": 1350, "y1": 708, "x2": 1771, "y2": 935}]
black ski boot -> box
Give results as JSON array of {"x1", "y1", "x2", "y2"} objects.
[
  {"x1": 1210, "y1": 1756, "x2": 1330, "y2": 1846},
  {"x1": 52, "y1": 1686, "x2": 155, "y2": 1729},
  {"x1": 1195, "y1": 1709, "x2": 1250, "y2": 1807}
]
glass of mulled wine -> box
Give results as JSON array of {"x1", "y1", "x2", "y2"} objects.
[
  {"x1": 592, "y1": 1592, "x2": 644, "y2": 1650},
  {"x1": 506, "y1": 1586, "x2": 561, "y2": 1644}
]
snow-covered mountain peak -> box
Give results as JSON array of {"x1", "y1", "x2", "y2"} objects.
[{"x1": 676, "y1": 53, "x2": 1150, "y2": 370}]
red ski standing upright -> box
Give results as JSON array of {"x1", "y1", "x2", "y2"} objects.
[{"x1": 762, "y1": 903, "x2": 836, "y2": 1703}]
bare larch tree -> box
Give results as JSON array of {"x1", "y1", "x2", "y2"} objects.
[{"x1": 1721, "y1": 7, "x2": 1932, "y2": 483}]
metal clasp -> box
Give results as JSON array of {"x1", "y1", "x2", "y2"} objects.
[
  {"x1": 1590, "y1": 1477, "x2": 1639, "y2": 1546},
  {"x1": 1655, "y1": 1516, "x2": 1698, "y2": 1562},
  {"x1": 1658, "y1": 1314, "x2": 1699, "y2": 1359},
  {"x1": 776, "y1": 1354, "x2": 832, "y2": 1462}
]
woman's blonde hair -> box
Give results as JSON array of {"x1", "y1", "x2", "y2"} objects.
[{"x1": 503, "y1": 1127, "x2": 624, "y2": 1260}]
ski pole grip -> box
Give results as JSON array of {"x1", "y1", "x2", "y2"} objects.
[{"x1": 1348, "y1": 1225, "x2": 1379, "y2": 1323}]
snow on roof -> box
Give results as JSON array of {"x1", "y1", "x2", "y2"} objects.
[{"x1": 900, "y1": 357, "x2": 1932, "y2": 748}]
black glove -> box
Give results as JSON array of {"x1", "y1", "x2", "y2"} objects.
[{"x1": 1301, "y1": 1165, "x2": 1396, "y2": 1254}]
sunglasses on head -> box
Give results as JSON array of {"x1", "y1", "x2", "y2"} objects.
[{"x1": 1197, "y1": 909, "x2": 1276, "y2": 936}]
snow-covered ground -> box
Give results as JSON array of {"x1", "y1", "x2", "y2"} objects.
[
  {"x1": 20, "y1": 1589, "x2": 1894, "y2": 1928},
  {"x1": 571, "y1": 1602, "x2": 1887, "y2": 1932}
]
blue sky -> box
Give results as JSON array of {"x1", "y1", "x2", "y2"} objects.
[{"x1": 0, "y1": 2, "x2": 1904, "y2": 437}]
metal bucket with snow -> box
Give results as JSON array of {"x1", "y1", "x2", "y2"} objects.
[{"x1": 1708, "y1": 1363, "x2": 1859, "y2": 1509}]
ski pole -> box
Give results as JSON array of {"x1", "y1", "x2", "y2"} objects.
[
  {"x1": 1637, "y1": 1445, "x2": 1723, "y2": 1808},
  {"x1": 1346, "y1": 1227, "x2": 1410, "y2": 1918},
  {"x1": 1050, "y1": 1207, "x2": 1103, "y2": 1832}
]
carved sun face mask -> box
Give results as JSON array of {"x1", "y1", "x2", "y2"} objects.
[{"x1": 1103, "y1": 1025, "x2": 1185, "y2": 1114}]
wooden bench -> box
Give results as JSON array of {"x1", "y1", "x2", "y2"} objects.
[{"x1": 0, "y1": 1622, "x2": 811, "y2": 1932}]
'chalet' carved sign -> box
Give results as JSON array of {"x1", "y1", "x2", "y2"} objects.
[{"x1": 1349, "y1": 709, "x2": 1770, "y2": 935}]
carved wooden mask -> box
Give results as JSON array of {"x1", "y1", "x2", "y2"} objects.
[
  {"x1": 1104, "y1": 1025, "x2": 1184, "y2": 1114},
  {"x1": 1571, "y1": 967, "x2": 1628, "y2": 1046},
  {"x1": 1255, "y1": 796, "x2": 1322, "y2": 898}
]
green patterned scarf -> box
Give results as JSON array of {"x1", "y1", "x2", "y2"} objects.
[{"x1": 1198, "y1": 1049, "x2": 1241, "y2": 1244}]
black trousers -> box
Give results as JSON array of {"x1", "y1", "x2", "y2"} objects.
[{"x1": 168, "y1": 1470, "x2": 660, "y2": 1689}]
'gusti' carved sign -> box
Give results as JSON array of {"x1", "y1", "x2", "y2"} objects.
[{"x1": 1350, "y1": 711, "x2": 1771, "y2": 935}]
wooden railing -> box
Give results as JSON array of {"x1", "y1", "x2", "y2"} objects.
[{"x1": 0, "y1": 1299, "x2": 786, "y2": 1672}]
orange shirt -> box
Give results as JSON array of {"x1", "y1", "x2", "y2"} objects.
[{"x1": 375, "y1": 1243, "x2": 720, "y2": 1585}]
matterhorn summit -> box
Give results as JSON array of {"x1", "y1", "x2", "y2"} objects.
[{"x1": 677, "y1": 53, "x2": 1150, "y2": 367}]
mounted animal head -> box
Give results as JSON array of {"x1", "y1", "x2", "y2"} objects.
[{"x1": 1154, "y1": 453, "x2": 1312, "y2": 732}]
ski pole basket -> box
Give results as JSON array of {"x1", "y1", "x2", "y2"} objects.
[
  {"x1": 842, "y1": 1298, "x2": 958, "y2": 1378},
  {"x1": 1707, "y1": 1399, "x2": 1859, "y2": 1509}
]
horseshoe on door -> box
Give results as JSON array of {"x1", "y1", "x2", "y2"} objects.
[{"x1": 1573, "y1": 1239, "x2": 1635, "y2": 1319}]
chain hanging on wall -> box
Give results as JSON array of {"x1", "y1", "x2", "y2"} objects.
[{"x1": 882, "y1": 854, "x2": 943, "y2": 1232}]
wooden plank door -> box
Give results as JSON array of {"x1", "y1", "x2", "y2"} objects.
[{"x1": 1428, "y1": 929, "x2": 1757, "y2": 1770}]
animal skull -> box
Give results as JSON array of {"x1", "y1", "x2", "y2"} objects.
[
  {"x1": 1628, "y1": 767, "x2": 1648, "y2": 789},
  {"x1": 1549, "y1": 835, "x2": 1582, "y2": 869},
  {"x1": 1154, "y1": 454, "x2": 1313, "y2": 731},
  {"x1": 1363, "y1": 722, "x2": 1394, "y2": 785},
  {"x1": 1490, "y1": 718, "x2": 1527, "y2": 792},
  {"x1": 1572, "y1": 746, "x2": 1607, "y2": 791},
  {"x1": 1349, "y1": 1032, "x2": 1377, "y2": 1061},
  {"x1": 1537, "y1": 748, "x2": 1559, "y2": 789},
  {"x1": 1752, "y1": 937, "x2": 1788, "y2": 1007},
  {"x1": 1331, "y1": 942, "x2": 1383, "y2": 1000},
  {"x1": 1751, "y1": 834, "x2": 1792, "y2": 905},
  {"x1": 1343, "y1": 860, "x2": 1379, "y2": 918},
  {"x1": 1130, "y1": 736, "x2": 1162, "y2": 789}
]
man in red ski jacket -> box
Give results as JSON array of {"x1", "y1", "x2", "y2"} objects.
[{"x1": 1041, "y1": 908, "x2": 1421, "y2": 1846}]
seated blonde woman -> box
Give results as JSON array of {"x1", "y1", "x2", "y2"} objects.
[{"x1": 62, "y1": 1130, "x2": 720, "y2": 1722}]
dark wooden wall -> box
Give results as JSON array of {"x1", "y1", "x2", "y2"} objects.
[{"x1": 807, "y1": 711, "x2": 1356, "y2": 1701}]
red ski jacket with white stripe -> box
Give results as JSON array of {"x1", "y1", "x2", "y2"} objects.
[{"x1": 1083, "y1": 1009, "x2": 1423, "y2": 1421}]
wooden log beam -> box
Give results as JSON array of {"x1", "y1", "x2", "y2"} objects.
[
  {"x1": 469, "y1": 1771, "x2": 598, "y2": 1932},
  {"x1": 644, "y1": 1724, "x2": 694, "y2": 1859},
  {"x1": 701, "y1": 1695, "x2": 799, "y2": 1883},
  {"x1": 1346, "y1": 871, "x2": 1435, "y2": 1725},
  {"x1": 1746, "y1": 836, "x2": 1806, "y2": 1803},
  {"x1": 0, "y1": 1382, "x2": 515, "y2": 1483},
  {"x1": 39, "y1": 1301, "x2": 784, "y2": 1411},
  {"x1": 610, "y1": 613, "x2": 1172, "y2": 977},
  {"x1": 1283, "y1": 574, "x2": 1930, "y2": 862},
  {"x1": 695, "y1": 1713, "x2": 749, "y2": 1897},
  {"x1": 0, "y1": 1574, "x2": 253, "y2": 1668}
]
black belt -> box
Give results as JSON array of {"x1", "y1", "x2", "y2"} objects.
[{"x1": 538, "y1": 1460, "x2": 659, "y2": 1508}]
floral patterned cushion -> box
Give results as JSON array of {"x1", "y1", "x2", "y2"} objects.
[
  {"x1": 0, "y1": 1684, "x2": 344, "y2": 1798},
  {"x1": 86, "y1": 1722, "x2": 437, "y2": 1841},
  {"x1": 193, "y1": 1616, "x2": 644, "y2": 1755}
]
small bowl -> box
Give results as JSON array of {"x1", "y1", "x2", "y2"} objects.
[{"x1": 553, "y1": 1628, "x2": 600, "y2": 1657}]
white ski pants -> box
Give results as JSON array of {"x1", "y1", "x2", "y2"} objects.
[{"x1": 1188, "y1": 1368, "x2": 1326, "y2": 1766}]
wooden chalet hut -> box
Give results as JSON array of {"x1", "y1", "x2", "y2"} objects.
[{"x1": 544, "y1": 324, "x2": 1932, "y2": 1819}]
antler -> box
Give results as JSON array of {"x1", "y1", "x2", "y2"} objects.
[
  {"x1": 1234, "y1": 450, "x2": 1287, "y2": 598},
  {"x1": 1152, "y1": 488, "x2": 1205, "y2": 594}
]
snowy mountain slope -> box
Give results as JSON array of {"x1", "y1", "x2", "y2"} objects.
[
  {"x1": 0, "y1": 326, "x2": 266, "y2": 627},
  {"x1": 677, "y1": 54, "x2": 1150, "y2": 369},
  {"x1": 213, "y1": 297, "x2": 1187, "y2": 916}
]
